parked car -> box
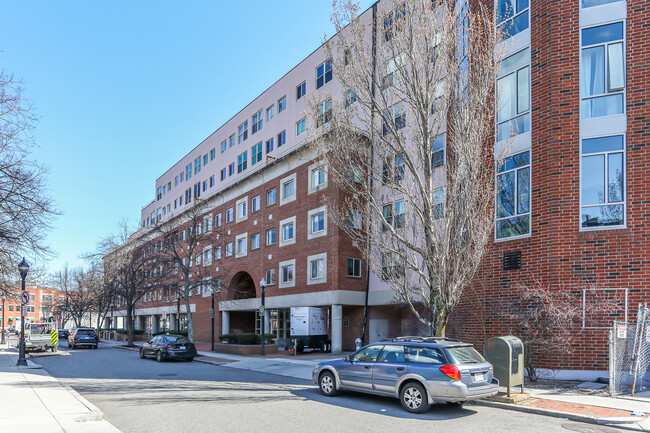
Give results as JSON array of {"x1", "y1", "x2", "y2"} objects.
[
  {"x1": 58, "y1": 329, "x2": 69, "y2": 339},
  {"x1": 139, "y1": 334, "x2": 197, "y2": 362},
  {"x1": 67, "y1": 328, "x2": 98, "y2": 349},
  {"x1": 312, "y1": 337, "x2": 499, "y2": 413}
]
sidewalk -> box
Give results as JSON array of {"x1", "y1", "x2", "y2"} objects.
[{"x1": 0, "y1": 342, "x2": 121, "y2": 433}]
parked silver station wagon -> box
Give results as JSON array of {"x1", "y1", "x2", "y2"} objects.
[{"x1": 312, "y1": 337, "x2": 499, "y2": 413}]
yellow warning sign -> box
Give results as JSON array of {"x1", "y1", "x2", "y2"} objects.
[{"x1": 51, "y1": 330, "x2": 58, "y2": 346}]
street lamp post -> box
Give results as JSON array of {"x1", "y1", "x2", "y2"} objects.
[
  {"x1": 259, "y1": 278, "x2": 266, "y2": 356},
  {"x1": 17, "y1": 258, "x2": 29, "y2": 367},
  {"x1": 1, "y1": 292, "x2": 6, "y2": 345}
]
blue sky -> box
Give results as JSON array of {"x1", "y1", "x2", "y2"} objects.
[{"x1": 0, "y1": 1, "x2": 374, "y2": 274}]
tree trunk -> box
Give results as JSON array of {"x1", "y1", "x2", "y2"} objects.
[
  {"x1": 126, "y1": 303, "x2": 134, "y2": 346},
  {"x1": 184, "y1": 293, "x2": 194, "y2": 342}
]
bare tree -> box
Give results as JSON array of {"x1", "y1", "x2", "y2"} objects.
[
  {"x1": 309, "y1": 0, "x2": 504, "y2": 337},
  {"x1": 51, "y1": 264, "x2": 96, "y2": 328},
  {"x1": 101, "y1": 221, "x2": 163, "y2": 346},
  {"x1": 151, "y1": 199, "x2": 226, "y2": 343}
]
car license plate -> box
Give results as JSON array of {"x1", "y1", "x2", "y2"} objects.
[
  {"x1": 179, "y1": 346, "x2": 185, "y2": 350},
  {"x1": 474, "y1": 373, "x2": 485, "y2": 381}
]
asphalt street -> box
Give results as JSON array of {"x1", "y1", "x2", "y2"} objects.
[{"x1": 30, "y1": 342, "x2": 610, "y2": 433}]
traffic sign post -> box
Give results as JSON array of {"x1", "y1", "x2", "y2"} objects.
[
  {"x1": 258, "y1": 305, "x2": 265, "y2": 317},
  {"x1": 21, "y1": 291, "x2": 29, "y2": 306},
  {"x1": 22, "y1": 306, "x2": 29, "y2": 316}
]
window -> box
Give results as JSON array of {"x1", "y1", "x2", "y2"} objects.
[
  {"x1": 282, "y1": 221, "x2": 294, "y2": 243},
  {"x1": 221, "y1": 168, "x2": 227, "y2": 181},
  {"x1": 221, "y1": 140, "x2": 227, "y2": 153},
  {"x1": 265, "y1": 269, "x2": 275, "y2": 285},
  {"x1": 226, "y1": 207, "x2": 234, "y2": 223},
  {"x1": 251, "y1": 233, "x2": 260, "y2": 250},
  {"x1": 316, "y1": 99, "x2": 332, "y2": 127},
  {"x1": 351, "y1": 345, "x2": 383, "y2": 362},
  {"x1": 209, "y1": 175, "x2": 215, "y2": 188},
  {"x1": 157, "y1": 186, "x2": 162, "y2": 201},
  {"x1": 238, "y1": 121, "x2": 248, "y2": 143},
  {"x1": 266, "y1": 228, "x2": 276, "y2": 245},
  {"x1": 345, "y1": 89, "x2": 357, "y2": 107},
  {"x1": 225, "y1": 242, "x2": 233, "y2": 257},
  {"x1": 432, "y1": 134, "x2": 445, "y2": 167},
  {"x1": 308, "y1": 253, "x2": 327, "y2": 284},
  {"x1": 278, "y1": 95, "x2": 286, "y2": 113},
  {"x1": 581, "y1": 135, "x2": 625, "y2": 229},
  {"x1": 193, "y1": 182, "x2": 201, "y2": 199},
  {"x1": 215, "y1": 213, "x2": 222, "y2": 227},
  {"x1": 383, "y1": 2, "x2": 405, "y2": 41},
  {"x1": 349, "y1": 164, "x2": 362, "y2": 183},
  {"x1": 296, "y1": 81, "x2": 306, "y2": 100},
  {"x1": 378, "y1": 345, "x2": 406, "y2": 363},
  {"x1": 279, "y1": 259, "x2": 295, "y2": 288},
  {"x1": 382, "y1": 200, "x2": 405, "y2": 231},
  {"x1": 281, "y1": 174, "x2": 296, "y2": 205},
  {"x1": 266, "y1": 188, "x2": 277, "y2": 206},
  {"x1": 203, "y1": 180, "x2": 207, "y2": 191},
  {"x1": 316, "y1": 59, "x2": 332, "y2": 89},
  {"x1": 180, "y1": 172, "x2": 184, "y2": 182},
  {"x1": 395, "y1": 154, "x2": 405, "y2": 181},
  {"x1": 348, "y1": 210, "x2": 362, "y2": 229},
  {"x1": 382, "y1": 55, "x2": 404, "y2": 90},
  {"x1": 496, "y1": 151, "x2": 531, "y2": 239},
  {"x1": 582, "y1": 0, "x2": 621, "y2": 7},
  {"x1": 236, "y1": 197, "x2": 248, "y2": 221},
  {"x1": 252, "y1": 142, "x2": 263, "y2": 165},
  {"x1": 229, "y1": 163, "x2": 235, "y2": 176},
  {"x1": 406, "y1": 346, "x2": 446, "y2": 364},
  {"x1": 251, "y1": 195, "x2": 260, "y2": 212},
  {"x1": 277, "y1": 130, "x2": 286, "y2": 147},
  {"x1": 204, "y1": 154, "x2": 209, "y2": 166},
  {"x1": 311, "y1": 212, "x2": 325, "y2": 233},
  {"x1": 581, "y1": 22, "x2": 625, "y2": 119},
  {"x1": 296, "y1": 118, "x2": 306, "y2": 136},
  {"x1": 496, "y1": 0, "x2": 529, "y2": 39},
  {"x1": 252, "y1": 110, "x2": 263, "y2": 134},
  {"x1": 266, "y1": 105, "x2": 274, "y2": 121},
  {"x1": 383, "y1": 102, "x2": 406, "y2": 135},
  {"x1": 215, "y1": 246, "x2": 222, "y2": 260},
  {"x1": 186, "y1": 163, "x2": 192, "y2": 180},
  {"x1": 381, "y1": 252, "x2": 405, "y2": 281},
  {"x1": 185, "y1": 188, "x2": 192, "y2": 204},
  {"x1": 229, "y1": 134, "x2": 235, "y2": 147},
  {"x1": 266, "y1": 138, "x2": 274, "y2": 154},
  {"x1": 195, "y1": 252, "x2": 202, "y2": 266},
  {"x1": 236, "y1": 234, "x2": 247, "y2": 257},
  {"x1": 433, "y1": 187, "x2": 445, "y2": 220},
  {"x1": 347, "y1": 258, "x2": 362, "y2": 277},
  {"x1": 195, "y1": 157, "x2": 202, "y2": 174},
  {"x1": 497, "y1": 48, "x2": 530, "y2": 142},
  {"x1": 204, "y1": 246, "x2": 212, "y2": 266},
  {"x1": 205, "y1": 215, "x2": 212, "y2": 233},
  {"x1": 237, "y1": 152, "x2": 248, "y2": 173},
  {"x1": 308, "y1": 163, "x2": 327, "y2": 194}
]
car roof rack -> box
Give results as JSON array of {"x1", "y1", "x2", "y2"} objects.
[{"x1": 380, "y1": 336, "x2": 462, "y2": 343}]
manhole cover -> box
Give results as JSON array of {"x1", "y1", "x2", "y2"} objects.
[
  {"x1": 158, "y1": 373, "x2": 177, "y2": 377},
  {"x1": 561, "y1": 423, "x2": 620, "y2": 433}
]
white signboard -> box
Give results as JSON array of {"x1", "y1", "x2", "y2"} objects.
[
  {"x1": 22, "y1": 306, "x2": 29, "y2": 316},
  {"x1": 616, "y1": 324, "x2": 627, "y2": 339}
]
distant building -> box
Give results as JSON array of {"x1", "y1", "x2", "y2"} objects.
[{"x1": 1, "y1": 283, "x2": 66, "y2": 329}]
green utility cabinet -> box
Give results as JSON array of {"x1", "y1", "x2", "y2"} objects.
[{"x1": 484, "y1": 336, "x2": 524, "y2": 396}]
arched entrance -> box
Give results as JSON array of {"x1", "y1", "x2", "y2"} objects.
[
  {"x1": 223, "y1": 271, "x2": 257, "y2": 334},
  {"x1": 230, "y1": 271, "x2": 256, "y2": 300}
]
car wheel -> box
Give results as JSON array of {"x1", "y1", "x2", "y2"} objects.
[
  {"x1": 156, "y1": 350, "x2": 165, "y2": 362},
  {"x1": 93, "y1": 345, "x2": 98, "y2": 349},
  {"x1": 67, "y1": 342, "x2": 71, "y2": 348},
  {"x1": 319, "y1": 371, "x2": 338, "y2": 396},
  {"x1": 186, "y1": 357, "x2": 194, "y2": 362},
  {"x1": 139, "y1": 348, "x2": 146, "y2": 359},
  {"x1": 71, "y1": 344, "x2": 76, "y2": 350},
  {"x1": 400, "y1": 382, "x2": 430, "y2": 413}
]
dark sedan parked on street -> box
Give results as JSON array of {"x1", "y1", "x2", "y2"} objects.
[
  {"x1": 68, "y1": 328, "x2": 98, "y2": 349},
  {"x1": 139, "y1": 334, "x2": 197, "y2": 362},
  {"x1": 58, "y1": 329, "x2": 69, "y2": 339}
]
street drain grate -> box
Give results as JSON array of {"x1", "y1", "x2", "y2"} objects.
[
  {"x1": 561, "y1": 423, "x2": 621, "y2": 433},
  {"x1": 158, "y1": 373, "x2": 177, "y2": 377}
]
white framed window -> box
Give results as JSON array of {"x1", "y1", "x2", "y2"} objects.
[
  {"x1": 279, "y1": 216, "x2": 296, "y2": 247},
  {"x1": 496, "y1": 0, "x2": 529, "y2": 39},
  {"x1": 316, "y1": 59, "x2": 332, "y2": 89},
  {"x1": 307, "y1": 253, "x2": 327, "y2": 285},
  {"x1": 432, "y1": 134, "x2": 445, "y2": 167},
  {"x1": 203, "y1": 246, "x2": 212, "y2": 266},
  {"x1": 215, "y1": 213, "x2": 222, "y2": 228},
  {"x1": 266, "y1": 105, "x2": 274, "y2": 121},
  {"x1": 348, "y1": 210, "x2": 362, "y2": 229},
  {"x1": 266, "y1": 228, "x2": 276, "y2": 246},
  {"x1": 308, "y1": 163, "x2": 328, "y2": 194},
  {"x1": 497, "y1": 48, "x2": 530, "y2": 142},
  {"x1": 236, "y1": 197, "x2": 248, "y2": 222},
  {"x1": 205, "y1": 215, "x2": 212, "y2": 233},
  {"x1": 580, "y1": 135, "x2": 625, "y2": 230},
  {"x1": 238, "y1": 120, "x2": 248, "y2": 143},
  {"x1": 267, "y1": 188, "x2": 277, "y2": 206},
  {"x1": 202, "y1": 277, "x2": 213, "y2": 298},
  {"x1": 581, "y1": 0, "x2": 621, "y2": 8},
  {"x1": 279, "y1": 259, "x2": 296, "y2": 288},
  {"x1": 251, "y1": 195, "x2": 260, "y2": 213},
  {"x1": 235, "y1": 233, "x2": 248, "y2": 258},
  {"x1": 215, "y1": 245, "x2": 222, "y2": 260},
  {"x1": 307, "y1": 206, "x2": 327, "y2": 240},
  {"x1": 226, "y1": 207, "x2": 234, "y2": 223},
  {"x1": 382, "y1": 102, "x2": 406, "y2": 136},
  {"x1": 382, "y1": 200, "x2": 405, "y2": 231},
  {"x1": 265, "y1": 269, "x2": 276, "y2": 285},
  {"x1": 496, "y1": 151, "x2": 531, "y2": 240},
  {"x1": 316, "y1": 99, "x2": 332, "y2": 127},
  {"x1": 195, "y1": 252, "x2": 202, "y2": 266},
  {"x1": 238, "y1": 151, "x2": 248, "y2": 173},
  {"x1": 278, "y1": 95, "x2": 286, "y2": 113},
  {"x1": 296, "y1": 118, "x2": 306, "y2": 136},
  {"x1": 296, "y1": 81, "x2": 306, "y2": 100},
  {"x1": 225, "y1": 242, "x2": 233, "y2": 257},
  {"x1": 221, "y1": 139, "x2": 227, "y2": 153},
  {"x1": 581, "y1": 22, "x2": 625, "y2": 119},
  {"x1": 280, "y1": 173, "x2": 297, "y2": 206},
  {"x1": 251, "y1": 233, "x2": 260, "y2": 250},
  {"x1": 347, "y1": 258, "x2": 362, "y2": 277},
  {"x1": 252, "y1": 109, "x2": 263, "y2": 134}
]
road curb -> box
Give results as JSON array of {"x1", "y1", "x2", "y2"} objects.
[
  {"x1": 60, "y1": 383, "x2": 105, "y2": 422},
  {"x1": 193, "y1": 357, "x2": 229, "y2": 366},
  {"x1": 475, "y1": 399, "x2": 644, "y2": 430}
]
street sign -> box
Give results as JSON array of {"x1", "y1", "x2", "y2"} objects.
[
  {"x1": 209, "y1": 309, "x2": 214, "y2": 319},
  {"x1": 21, "y1": 291, "x2": 29, "y2": 306},
  {"x1": 22, "y1": 306, "x2": 29, "y2": 316},
  {"x1": 258, "y1": 306, "x2": 265, "y2": 317},
  {"x1": 616, "y1": 324, "x2": 627, "y2": 339}
]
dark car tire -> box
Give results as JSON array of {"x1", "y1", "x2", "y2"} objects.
[
  {"x1": 67, "y1": 342, "x2": 71, "y2": 348},
  {"x1": 400, "y1": 382, "x2": 430, "y2": 413},
  {"x1": 156, "y1": 350, "x2": 165, "y2": 362},
  {"x1": 318, "y1": 371, "x2": 338, "y2": 397},
  {"x1": 71, "y1": 344, "x2": 76, "y2": 350},
  {"x1": 186, "y1": 357, "x2": 194, "y2": 362},
  {"x1": 93, "y1": 345, "x2": 98, "y2": 349},
  {"x1": 139, "y1": 348, "x2": 146, "y2": 359}
]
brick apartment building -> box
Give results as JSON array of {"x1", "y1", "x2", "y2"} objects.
[
  {"x1": 107, "y1": 0, "x2": 647, "y2": 377},
  {"x1": 0, "y1": 283, "x2": 66, "y2": 330}
]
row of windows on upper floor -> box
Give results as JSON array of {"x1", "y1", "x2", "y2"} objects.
[{"x1": 152, "y1": 59, "x2": 334, "y2": 206}]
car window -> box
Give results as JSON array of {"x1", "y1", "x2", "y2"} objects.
[
  {"x1": 378, "y1": 345, "x2": 405, "y2": 363},
  {"x1": 351, "y1": 345, "x2": 383, "y2": 362},
  {"x1": 168, "y1": 336, "x2": 189, "y2": 343},
  {"x1": 446, "y1": 346, "x2": 486, "y2": 364},
  {"x1": 406, "y1": 346, "x2": 446, "y2": 364},
  {"x1": 77, "y1": 329, "x2": 95, "y2": 335}
]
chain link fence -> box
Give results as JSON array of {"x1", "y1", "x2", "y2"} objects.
[{"x1": 610, "y1": 305, "x2": 650, "y2": 396}]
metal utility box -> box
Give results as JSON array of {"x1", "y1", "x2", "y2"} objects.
[{"x1": 484, "y1": 336, "x2": 524, "y2": 396}]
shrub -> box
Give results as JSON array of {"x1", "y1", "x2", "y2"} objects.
[
  {"x1": 218, "y1": 333, "x2": 276, "y2": 344},
  {"x1": 153, "y1": 330, "x2": 188, "y2": 337}
]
